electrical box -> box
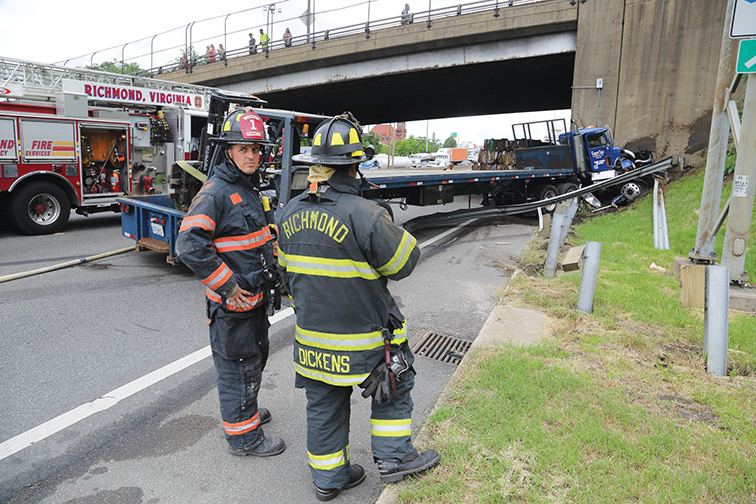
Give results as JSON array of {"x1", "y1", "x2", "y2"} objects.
[{"x1": 408, "y1": 184, "x2": 454, "y2": 206}]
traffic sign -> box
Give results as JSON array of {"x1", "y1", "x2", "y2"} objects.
[
  {"x1": 300, "y1": 9, "x2": 315, "y2": 27},
  {"x1": 736, "y1": 39, "x2": 756, "y2": 73},
  {"x1": 730, "y1": 0, "x2": 756, "y2": 38}
]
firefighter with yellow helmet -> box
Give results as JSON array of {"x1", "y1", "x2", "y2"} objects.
[
  {"x1": 176, "y1": 108, "x2": 285, "y2": 457},
  {"x1": 276, "y1": 113, "x2": 440, "y2": 501}
]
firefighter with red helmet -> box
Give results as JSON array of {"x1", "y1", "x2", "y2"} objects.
[
  {"x1": 176, "y1": 108, "x2": 285, "y2": 457},
  {"x1": 276, "y1": 113, "x2": 440, "y2": 501}
]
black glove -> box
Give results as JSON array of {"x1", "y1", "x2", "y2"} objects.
[{"x1": 359, "y1": 350, "x2": 410, "y2": 404}]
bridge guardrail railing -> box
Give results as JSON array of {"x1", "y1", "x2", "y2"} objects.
[{"x1": 56, "y1": 0, "x2": 554, "y2": 77}]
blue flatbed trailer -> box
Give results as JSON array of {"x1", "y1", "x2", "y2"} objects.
[{"x1": 118, "y1": 165, "x2": 578, "y2": 263}]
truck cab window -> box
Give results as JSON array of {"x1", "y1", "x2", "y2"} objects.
[{"x1": 586, "y1": 133, "x2": 608, "y2": 148}]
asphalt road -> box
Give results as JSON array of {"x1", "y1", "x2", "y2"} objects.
[{"x1": 0, "y1": 199, "x2": 535, "y2": 504}]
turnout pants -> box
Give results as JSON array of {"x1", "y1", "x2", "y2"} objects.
[
  {"x1": 298, "y1": 366, "x2": 416, "y2": 489},
  {"x1": 209, "y1": 305, "x2": 270, "y2": 449}
]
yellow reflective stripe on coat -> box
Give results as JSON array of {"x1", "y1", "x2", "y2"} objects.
[
  {"x1": 309, "y1": 446, "x2": 349, "y2": 471},
  {"x1": 295, "y1": 324, "x2": 407, "y2": 352},
  {"x1": 296, "y1": 325, "x2": 383, "y2": 351},
  {"x1": 370, "y1": 418, "x2": 412, "y2": 437},
  {"x1": 277, "y1": 250, "x2": 380, "y2": 280},
  {"x1": 294, "y1": 363, "x2": 369, "y2": 386},
  {"x1": 377, "y1": 230, "x2": 417, "y2": 276}
]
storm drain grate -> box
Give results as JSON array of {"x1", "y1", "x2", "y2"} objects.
[{"x1": 410, "y1": 330, "x2": 471, "y2": 365}]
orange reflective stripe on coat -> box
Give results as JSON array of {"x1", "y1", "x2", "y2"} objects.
[
  {"x1": 202, "y1": 263, "x2": 233, "y2": 291},
  {"x1": 179, "y1": 213, "x2": 216, "y2": 234},
  {"x1": 213, "y1": 227, "x2": 273, "y2": 253},
  {"x1": 206, "y1": 288, "x2": 264, "y2": 311},
  {"x1": 223, "y1": 411, "x2": 261, "y2": 435}
]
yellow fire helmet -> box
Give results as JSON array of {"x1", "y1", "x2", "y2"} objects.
[{"x1": 292, "y1": 112, "x2": 373, "y2": 165}]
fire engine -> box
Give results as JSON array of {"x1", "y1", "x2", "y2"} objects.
[{"x1": 0, "y1": 56, "x2": 225, "y2": 234}]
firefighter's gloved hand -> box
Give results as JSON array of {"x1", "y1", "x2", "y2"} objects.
[{"x1": 359, "y1": 351, "x2": 410, "y2": 404}]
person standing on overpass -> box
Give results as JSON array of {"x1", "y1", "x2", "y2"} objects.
[
  {"x1": 276, "y1": 113, "x2": 440, "y2": 501},
  {"x1": 401, "y1": 3, "x2": 411, "y2": 24}
]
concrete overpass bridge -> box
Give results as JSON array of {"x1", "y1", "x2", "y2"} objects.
[{"x1": 160, "y1": 0, "x2": 728, "y2": 165}]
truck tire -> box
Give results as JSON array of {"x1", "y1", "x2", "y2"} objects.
[
  {"x1": 11, "y1": 182, "x2": 71, "y2": 235},
  {"x1": 620, "y1": 180, "x2": 647, "y2": 202},
  {"x1": 557, "y1": 182, "x2": 579, "y2": 195},
  {"x1": 534, "y1": 184, "x2": 558, "y2": 213}
]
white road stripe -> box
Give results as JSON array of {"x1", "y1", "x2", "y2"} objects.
[
  {"x1": 0, "y1": 218, "x2": 477, "y2": 461},
  {"x1": 0, "y1": 307, "x2": 295, "y2": 462},
  {"x1": 417, "y1": 218, "x2": 479, "y2": 249}
]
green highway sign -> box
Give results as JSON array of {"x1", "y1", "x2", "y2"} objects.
[{"x1": 737, "y1": 39, "x2": 756, "y2": 73}]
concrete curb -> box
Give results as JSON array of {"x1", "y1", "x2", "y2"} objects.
[{"x1": 375, "y1": 302, "x2": 551, "y2": 503}]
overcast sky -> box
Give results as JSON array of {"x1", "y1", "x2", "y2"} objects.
[{"x1": 0, "y1": 0, "x2": 569, "y2": 146}]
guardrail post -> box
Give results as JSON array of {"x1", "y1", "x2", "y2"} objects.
[
  {"x1": 544, "y1": 198, "x2": 578, "y2": 279},
  {"x1": 704, "y1": 264, "x2": 729, "y2": 376},
  {"x1": 577, "y1": 241, "x2": 602, "y2": 314},
  {"x1": 544, "y1": 200, "x2": 570, "y2": 279}
]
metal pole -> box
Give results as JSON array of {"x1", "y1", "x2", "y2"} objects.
[
  {"x1": 577, "y1": 241, "x2": 602, "y2": 314},
  {"x1": 425, "y1": 120, "x2": 429, "y2": 152},
  {"x1": 121, "y1": 43, "x2": 127, "y2": 74},
  {"x1": 720, "y1": 78, "x2": 756, "y2": 282},
  {"x1": 659, "y1": 185, "x2": 670, "y2": 249},
  {"x1": 307, "y1": 0, "x2": 311, "y2": 42},
  {"x1": 184, "y1": 23, "x2": 190, "y2": 74},
  {"x1": 189, "y1": 22, "x2": 195, "y2": 73},
  {"x1": 366, "y1": 0, "x2": 371, "y2": 38},
  {"x1": 558, "y1": 197, "x2": 579, "y2": 246},
  {"x1": 427, "y1": 0, "x2": 432, "y2": 29},
  {"x1": 690, "y1": 0, "x2": 737, "y2": 262},
  {"x1": 224, "y1": 13, "x2": 231, "y2": 66},
  {"x1": 705, "y1": 265, "x2": 730, "y2": 376},
  {"x1": 544, "y1": 201, "x2": 569, "y2": 279}
]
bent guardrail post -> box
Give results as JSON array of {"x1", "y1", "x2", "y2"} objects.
[
  {"x1": 545, "y1": 199, "x2": 574, "y2": 279},
  {"x1": 577, "y1": 241, "x2": 602, "y2": 314}
]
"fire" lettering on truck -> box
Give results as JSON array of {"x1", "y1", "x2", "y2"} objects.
[{"x1": 24, "y1": 140, "x2": 75, "y2": 158}]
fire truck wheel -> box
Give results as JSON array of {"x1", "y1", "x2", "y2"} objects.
[{"x1": 11, "y1": 182, "x2": 71, "y2": 235}]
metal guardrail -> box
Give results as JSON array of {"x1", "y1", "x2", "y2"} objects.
[
  {"x1": 402, "y1": 157, "x2": 674, "y2": 233},
  {"x1": 61, "y1": 0, "x2": 552, "y2": 77}
]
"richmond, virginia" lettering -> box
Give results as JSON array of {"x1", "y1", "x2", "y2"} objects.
[{"x1": 281, "y1": 209, "x2": 349, "y2": 243}]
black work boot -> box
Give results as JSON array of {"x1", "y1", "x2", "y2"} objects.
[
  {"x1": 259, "y1": 407, "x2": 272, "y2": 425},
  {"x1": 314, "y1": 463, "x2": 366, "y2": 502},
  {"x1": 228, "y1": 435, "x2": 285, "y2": 457},
  {"x1": 376, "y1": 449, "x2": 441, "y2": 483}
]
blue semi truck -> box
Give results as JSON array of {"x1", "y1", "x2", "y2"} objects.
[{"x1": 512, "y1": 119, "x2": 655, "y2": 202}]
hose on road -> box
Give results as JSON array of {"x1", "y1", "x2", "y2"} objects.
[{"x1": 0, "y1": 246, "x2": 135, "y2": 284}]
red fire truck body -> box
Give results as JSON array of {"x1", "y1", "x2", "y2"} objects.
[{"x1": 0, "y1": 57, "x2": 217, "y2": 234}]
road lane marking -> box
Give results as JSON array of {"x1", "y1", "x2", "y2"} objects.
[
  {"x1": 0, "y1": 218, "x2": 477, "y2": 461},
  {"x1": 417, "y1": 218, "x2": 478, "y2": 249},
  {"x1": 0, "y1": 307, "x2": 295, "y2": 462}
]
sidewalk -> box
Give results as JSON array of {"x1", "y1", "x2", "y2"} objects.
[{"x1": 376, "y1": 304, "x2": 551, "y2": 504}]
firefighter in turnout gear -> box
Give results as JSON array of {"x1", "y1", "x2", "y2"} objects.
[
  {"x1": 176, "y1": 108, "x2": 285, "y2": 457},
  {"x1": 276, "y1": 113, "x2": 440, "y2": 501}
]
